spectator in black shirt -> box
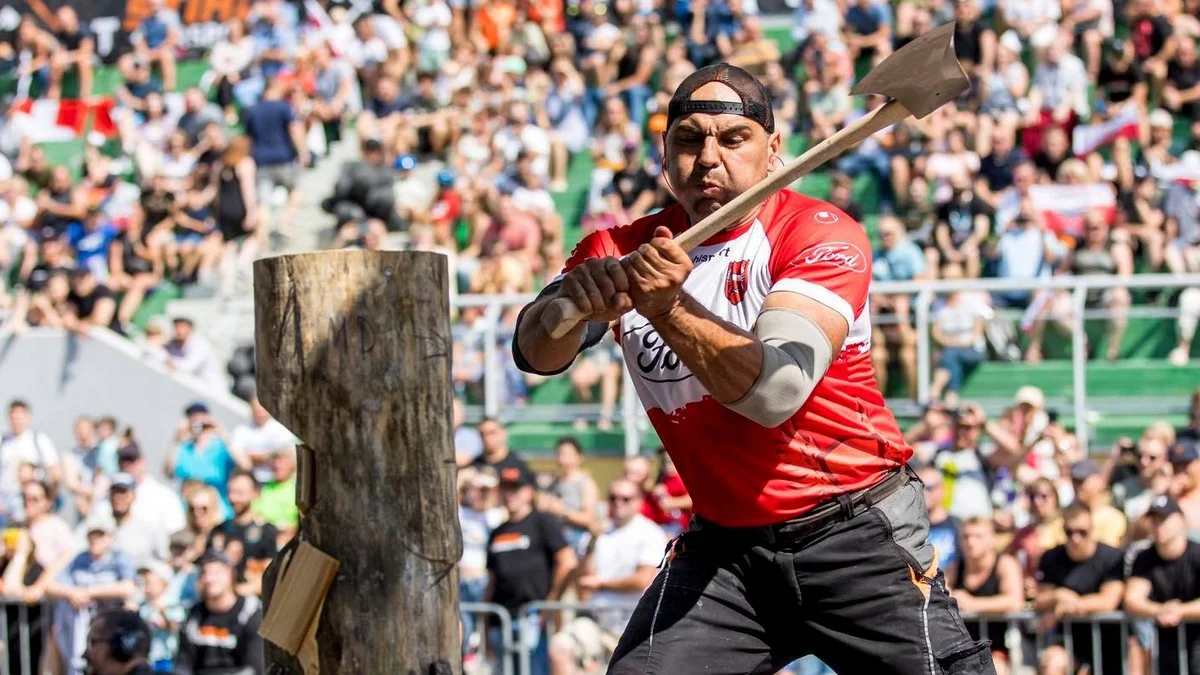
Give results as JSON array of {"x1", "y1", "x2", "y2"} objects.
[
  {"x1": 486, "y1": 470, "x2": 578, "y2": 675},
  {"x1": 952, "y1": 0, "x2": 995, "y2": 77},
  {"x1": 1097, "y1": 39, "x2": 1147, "y2": 108},
  {"x1": 176, "y1": 551, "x2": 264, "y2": 675},
  {"x1": 933, "y1": 173, "x2": 992, "y2": 279},
  {"x1": 471, "y1": 418, "x2": 536, "y2": 487},
  {"x1": 66, "y1": 268, "x2": 118, "y2": 335},
  {"x1": 1035, "y1": 503, "x2": 1125, "y2": 675},
  {"x1": 1125, "y1": 495, "x2": 1200, "y2": 675},
  {"x1": 1128, "y1": 0, "x2": 1175, "y2": 88},
  {"x1": 207, "y1": 472, "x2": 278, "y2": 598},
  {"x1": 37, "y1": 166, "x2": 87, "y2": 237},
  {"x1": 1165, "y1": 37, "x2": 1200, "y2": 127},
  {"x1": 24, "y1": 5, "x2": 95, "y2": 100},
  {"x1": 602, "y1": 144, "x2": 658, "y2": 222}
]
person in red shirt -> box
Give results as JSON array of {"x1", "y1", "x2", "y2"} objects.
[
  {"x1": 513, "y1": 63, "x2": 991, "y2": 674},
  {"x1": 641, "y1": 448, "x2": 692, "y2": 536}
]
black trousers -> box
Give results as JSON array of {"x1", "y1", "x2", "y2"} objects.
[{"x1": 608, "y1": 475, "x2": 995, "y2": 674}]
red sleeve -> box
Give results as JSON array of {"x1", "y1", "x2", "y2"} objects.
[
  {"x1": 559, "y1": 230, "x2": 617, "y2": 278},
  {"x1": 766, "y1": 203, "x2": 872, "y2": 328}
]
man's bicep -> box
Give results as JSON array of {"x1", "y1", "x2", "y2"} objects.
[{"x1": 761, "y1": 291, "x2": 850, "y2": 355}]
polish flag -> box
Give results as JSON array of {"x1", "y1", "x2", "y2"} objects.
[
  {"x1": 10, "y1": 99, "x2": 89, "y2": 143},
  {"x1": 1028, "y1": 183, "x2": 1117, "y2": 239},
  {"x1": 1071, "y1": 104, "x2": 1140, "y2": 157}
]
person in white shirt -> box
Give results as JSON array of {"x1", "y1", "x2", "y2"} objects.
[
  {"x1": 99, "y1": 443, "x2": 186, "y2": 537},
  {"x1": 164, "y1": 317, "x2": 226, "y2": 391},
  {"x1": 229, "y1": 396, "x2": 296, "y2": 485},
  {"x1": 80, "y1": 472, "x2": 168, "y2": 568},
  {"x1": 548, "y1": 478, "x2": 667, "y2": 674},
  {"x1": 0, "y1": 399, "x2": 62, "y2": 519}
]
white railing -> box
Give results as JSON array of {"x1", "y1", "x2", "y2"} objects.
[{"x1": 451, "y1": 273, "x2": 1200, "y2": 455}]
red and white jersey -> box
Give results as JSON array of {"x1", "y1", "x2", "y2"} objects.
[{"x1": 561, "y1": 190, "x2": 913, "y2": 527}]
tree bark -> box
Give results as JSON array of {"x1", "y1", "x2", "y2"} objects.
[{"x1": 254, "y1": 250, "x2": 460, "y2": 675}]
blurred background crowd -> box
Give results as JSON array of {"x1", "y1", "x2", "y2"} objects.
[{"x1": 0, "y1": 0, "x2": 1198, "y2": 672}]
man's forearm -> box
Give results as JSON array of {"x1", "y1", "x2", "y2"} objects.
[
  {"x1": 648, "y1": 292, "x2": 762, "y2": 403},
  {"x1": 515, "y1": 297, "x2": 590, "y2": 374}
]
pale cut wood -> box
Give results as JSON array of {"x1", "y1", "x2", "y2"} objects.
[
  {"x1": 259, "y1": 541, "x2": 339, "y2": 656},
  {"x1": 254, "y1": 250, "x2": 461, "y2": 675}
]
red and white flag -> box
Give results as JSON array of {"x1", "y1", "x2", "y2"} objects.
[
  {"x1": 8, "y1": 98, "x2": 120, "y2": 144},
  {"x1": 1072, "y1": 104, "x2": 1140, "y2": 157},
  {"x1": 1028, "y1": 183, "x2": 1117, "y2": 238},
  {"x1": 10, "y1": 99, "x2": 90, "y2": 143}
]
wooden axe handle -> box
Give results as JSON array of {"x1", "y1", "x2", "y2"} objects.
[{"x1": 541, "y1": 99, "x2": 913, "y2": 339}]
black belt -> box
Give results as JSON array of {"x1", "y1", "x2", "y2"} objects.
[{"x1": 693, "y1": 467, "x2": 912, "y2": 545}]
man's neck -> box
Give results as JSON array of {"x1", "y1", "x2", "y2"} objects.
[
  {"x1": 929, "y1": 506, "x2": 948, "y2": 524},
  {"x1": 207, "y1": 591, "x2": 238, "y2": 613},
  {"x1": 508, "y1": 505, "x2": 532, "y2": 521},
  {"x1": 1069, "y1": 543, "x2": 1098, "y2": 562},
  {"x1": 234, "y1": 509, "x2": 256, "y2": 525},
  {"x1": 967, "y1": 551, "x2": 996, "y2": 573},
  {"x1": 485, "y1": 449, "x2": 508, "y2": 463}
]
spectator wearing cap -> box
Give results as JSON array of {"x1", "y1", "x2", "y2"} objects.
[
  {"x1": 1125, "y1": 495, "x2": 1200, "y2": 675},
  {"x1": 1169, "y1": 439, "x2": 1200, "y2": 536},
  {"x1": 1069, "y1": 459, "x2": 1127, "y2": 547},
  {"x1": 0, "y1": 399, "x2": 61, "y2": 518},
  {"x1": 1034, "y1": 503, "x2": 1125, "y2": 675},
  {"x1": 87, "y1": 472, "x2": 168, "y2": 568},
  {"x1": 486, "y1": 468, "x2": 578, "y2": 675},
  {"x1": 229, "y1": 397, "x2": 295, "y2": 486},
  {"x1": 47, "y1": 512, "x2": 137, "y2": 675},
  {"x1": 112, "y1": 441, "x2": 186, "y2": 538},
  {"x1": 252, "y1": 445, "x2": 298, "y2": 544},
  {"x1": 243, "y1": 76, "x2": 308, "y2": 242},
  {"x1": 165, "y1": 318, "x2": 227, "y2": 390},
  {"x1": 175, "y1": 551, "x2": 264, "y2": 675},
  {"x1": 136, "y1": 559, "x2": 186, "y2": 672},
  {"x1": 207, "y1": 471, "x2": 278, "y2": 597}
]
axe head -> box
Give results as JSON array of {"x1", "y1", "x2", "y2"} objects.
[{"x1": 850, "y1": 21, "x2": 970, "y2": 119}]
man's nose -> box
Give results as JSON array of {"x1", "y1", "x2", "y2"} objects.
[{"x1": 697, "y1": 136, "x2": 722, "y2": 168}]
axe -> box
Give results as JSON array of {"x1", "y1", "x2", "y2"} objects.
[{"x1": 541, "y1": 22, "x2": 970, "y2": 339}]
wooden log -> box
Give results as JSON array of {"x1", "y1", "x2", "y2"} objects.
[{"x1": 254, "y1": 250, "x2": 461, "y2": 675}]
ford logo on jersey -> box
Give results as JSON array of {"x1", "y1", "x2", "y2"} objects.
[{"x1": 802, "y1": 242, "x2": 867, "y2": 273}]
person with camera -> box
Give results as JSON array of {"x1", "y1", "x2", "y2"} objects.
[
  {"x1": 164, "y1": 403, "x2": 251, "y2": 520},
  {"x1": 84, "y1": 609, "x2": 155, "y2": 675},
  {"x1": 929, "y1": 402, "x2": 1024, "y2": 521}
]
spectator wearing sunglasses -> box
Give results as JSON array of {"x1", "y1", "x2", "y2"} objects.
[
  {"x1": 1034, "y1": 503, "x2": 1125, "y2": 675},
  {"x1": 1068, "y1": 459, "x2": 1127, "y2": 547},
  {"x1": 917, "y1": 464, "x2": 961, "y2": 572},
  {"x1": 1009, "y1": 477, "x2": 1066, "y2": 585},
  {"x1": 548, "y1": 478, "x2": 666, "y2": 674}
]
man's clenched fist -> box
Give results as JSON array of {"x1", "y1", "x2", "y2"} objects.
[{"x1": 557, "y1": 257, "x2": 634, "y2": 323}]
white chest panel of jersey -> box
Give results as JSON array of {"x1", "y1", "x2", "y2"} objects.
[{"x1": 620, "y1": 221, "x2": 773, "y2": 416}]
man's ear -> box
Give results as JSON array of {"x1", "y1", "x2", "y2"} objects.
[{"x1": 769, "y1": 130, "x2": 782, "y2": 158}]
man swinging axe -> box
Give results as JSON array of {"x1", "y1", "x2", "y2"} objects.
[{"x1": 513, "y1": 23, "x2": 994, "y2": 675}]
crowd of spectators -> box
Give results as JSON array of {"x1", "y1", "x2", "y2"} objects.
[{"x1": 0, "y1": 397, "x2": 297, "y2": 674}]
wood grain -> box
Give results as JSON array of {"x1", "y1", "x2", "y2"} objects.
[{"x1": 254, "y1": 250, "x2": 461, "y2": 675}]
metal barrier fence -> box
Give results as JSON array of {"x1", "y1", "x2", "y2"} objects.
[
  {"x1": 459, "y1": 601, "x2": 516, "y2": 675},
  {"x1": 445, "y1": 272, "x2": 1200, "y2": 456},
  {"x1": 0, "y1": 601, "x2": 50, "y2": 675},
  {"x1": 4, "y1": 598, "x2": 1200, "y2": 673}
]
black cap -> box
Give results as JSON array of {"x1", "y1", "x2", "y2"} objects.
[
  {"x1": 497, "y1": 465, "x2": 536, "y2": 488},
  {"x1": 666, "y1": 63, "x2": 775, "y2": 134},
  {"x1": 362, "y1": 138, "x2": 383, "y2": 153},
  {"x1": 117, "y1": 443, "x2": 142, "y2": 463},
  {"x1": 184, "y1": 402, "x2": 209, "y2": 416},
  {"x1": 1148, "y1": 495, "x2": 1183, "y2": 519},
  {"x1": 1069, "y1": 459, "x2": 1102, "y2": 482},
  {"x1": 1171, "y1": 439, "x2": 1199, "y2": 465}
]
